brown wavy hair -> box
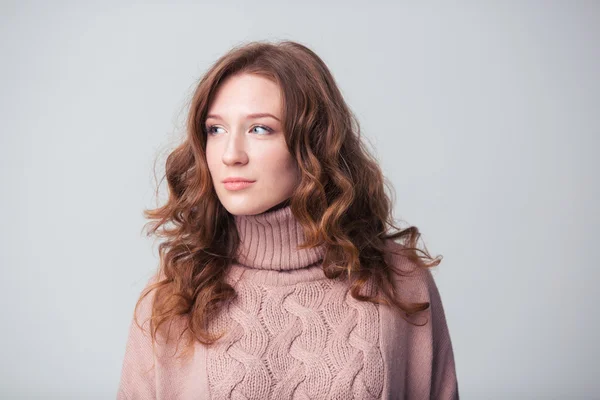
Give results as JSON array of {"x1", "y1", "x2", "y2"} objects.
[{"x1": 135, "y1": 39, "x2": 442, "y2": 359}]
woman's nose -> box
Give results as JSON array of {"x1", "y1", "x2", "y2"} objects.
[{"x1": 221, "y1": 133, "x2": 248, "y2": 165}]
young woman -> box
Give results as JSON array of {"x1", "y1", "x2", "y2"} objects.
[{"x1": 117, "y1": 40, "x2": 459, "y2": 399}]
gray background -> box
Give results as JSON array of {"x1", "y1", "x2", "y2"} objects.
[{"x1": 1, "y1": 1, "x2": 598, "y2": 398}]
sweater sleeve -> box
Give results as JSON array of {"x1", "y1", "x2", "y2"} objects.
[
  {"x1": 384, "y1": 239, "x2": 459, "y2": 399},
  {"x1": 117, "y1": 275, "x2": 158, "y2": 400},
  {"x1": 423, "y1": 267, "x2": 459, "y2": 400}
]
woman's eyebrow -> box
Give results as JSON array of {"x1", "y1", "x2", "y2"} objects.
[{"x1": 206, "y1": 113, "x2": 281, "y2": 122}]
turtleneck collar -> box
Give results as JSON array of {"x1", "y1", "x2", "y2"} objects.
[{"x1": 233, "y1": 204, "x2": 327, "y2": 271}]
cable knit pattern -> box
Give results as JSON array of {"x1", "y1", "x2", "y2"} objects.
[{"x1": 204, "y1": 205, "x2": 385, "y2": 399}]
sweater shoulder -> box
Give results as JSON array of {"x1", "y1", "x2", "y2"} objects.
[{"x1": 382, "y1": 238, "x2": 438, "y2": 305}]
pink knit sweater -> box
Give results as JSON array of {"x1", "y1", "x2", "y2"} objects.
[{"x1": 117, "y1": 205, "x2": 459, "y2": 399}]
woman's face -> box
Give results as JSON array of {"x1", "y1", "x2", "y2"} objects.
[{"x1": 205, "y1": 72, "x2": 299, "y2": 216}]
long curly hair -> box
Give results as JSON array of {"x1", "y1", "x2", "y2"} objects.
[{"x1": 135, "y1": 39, "x2": 442, "y2": 359}]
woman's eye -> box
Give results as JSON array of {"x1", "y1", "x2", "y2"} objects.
[
  {"x1": 252, "y1": 125, "x2": 272, "y2": 135},
  {"x1": 206, "y1": 125, "x2": 223, "y2": 135}
]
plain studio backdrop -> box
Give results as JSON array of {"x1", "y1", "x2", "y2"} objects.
[{"x1": 1, "y1": 1, "x2": 598, "y2": 398}]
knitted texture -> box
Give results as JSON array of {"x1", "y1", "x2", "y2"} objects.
[
  {"x1": 116, "y1": 203, "x2": 460, "y2": 399},
  {"x1": 206, "y1": 276, "x2": 384, "y2": 399},
  {"x1": 205, "y1": 205, "x2": 384, "y2": 399}
]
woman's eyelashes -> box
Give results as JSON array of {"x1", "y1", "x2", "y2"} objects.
[
  {"x1": 252, "y1": 125, "x2": 273, "y2": 135},
  {"x1": 205, "y1": 124, "x2": 274, "y2": 135}
]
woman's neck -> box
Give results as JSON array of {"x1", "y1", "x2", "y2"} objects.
[{"x1": 263, "y1": 198, "x2": 291, "y2": 214}]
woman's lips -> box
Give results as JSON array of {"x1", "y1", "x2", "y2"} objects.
[{"x1": 223, "y1": 181, "x2": 255, "y2": 190}]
